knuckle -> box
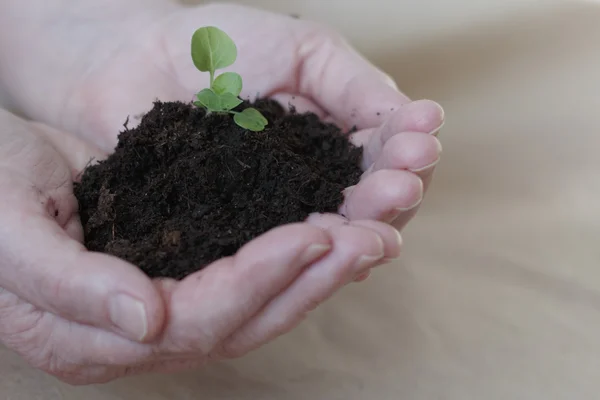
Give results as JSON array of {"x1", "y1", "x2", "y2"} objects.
[
  {"x1": 0, "y1": 297, "x2": 61, "y2": 377},
  {"x1": 307, "y1": 22, "x2": 343, "y2": 44},
  {"x1": 304, "y1": 296, "x2": 325, "y2": 313},
  {"x1": 56, "y1": 375, "x2": 96, "y2": 386},
  {"x1": 54, "y1": 367, "x2": 117, "y2": 386},
  {"x1": 297, "y1": 20, "x2": 345, "y2": 58},
  {"x1": 0, "y1": 290, "x2": 45, "y2": 348},
  {"x1": 0, "y1": 286, "x2": 102, "y2": 384},
  {"x1": 215, "y1": 331, "x2": 265, "y2": 360},
  {"x1": 213, "y1": 339, "x2": 248, "y2": 360},
  {"x1": 218, "y1": 314, "x2": 310, "y2": 360},
  {"x1": 17, "y1": 331, "x2": 105, "y2": 385}
]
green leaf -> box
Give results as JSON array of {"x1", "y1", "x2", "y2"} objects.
[
  {"x1": 212, "y1": 72, "x2": 243, "y2": 96},
  {"x1": 196, "y1": 88, "x2": 221, "y2": 111},
  {"x1": 191, "y1": 27, "x2": 238, "y2": 73},
  {"x1": 219, "y1": 93, "x2": 243, "y2": 111},
  {"x1": 196, "y1": 89, "x2": 243, "y2": 112},
  {"x1": 234, "y1": 108, "x2": 268, "y2": 132}
]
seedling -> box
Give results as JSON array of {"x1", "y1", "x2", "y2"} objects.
[{"x1": 191, "y1": 26, "x2": 268, "y2": 132}]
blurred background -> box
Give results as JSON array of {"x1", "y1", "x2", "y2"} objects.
[{"x1": 2, "y1": 0, "x2": 600, "y2": 398}]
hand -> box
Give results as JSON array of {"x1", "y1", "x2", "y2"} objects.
[
  {"x1": 2, "y1": 1, "x2": 444, "y2": 232},
  {"x1": 0, "y1": 108, "x2": 403, "y2": 384},
  {"x1": 0, "y1": 2, "x2": 443, "y2": 384}
]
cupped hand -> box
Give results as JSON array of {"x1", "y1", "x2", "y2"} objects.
[
  {"x1": 9, "y1": 1, "x2": 444, "y2": 232},
  {"x1": 0, "y1": 109, "x2": 403, "y2": 384},
  {"x1": 0, "y1": 2, "x2": 444, "y2": 383}
]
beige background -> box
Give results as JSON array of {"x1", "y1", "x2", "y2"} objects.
[{"x1": 2, "y1": 0, "x2": 600, "y2": 398}]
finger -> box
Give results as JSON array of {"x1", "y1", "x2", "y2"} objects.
[
  {"x1": 341, "y1": 169, "x2": 423, "y2": 225},
  {"x1": 349, "y1": 220, "x2": 403, "y2": 282},
  {"x1": 365, "y1": 131, "x2": 442, "y2": 195},
  {"x1": 296, "y1": 27, "x2": 411, "y2": 129},
  {"x1": 307, "y1": 215, "x2": 403, "y2": 260},
  {"x1": 348, "y1": 220, "x2": 403, "y2": 261},
  {"x1": 364, "y1": 131, "x2": 442, "y2": 181},
  {"x1": 219, "y1": 223, "x2": 388, "y2": 357},
  {"x1": 162, "y1": 223, "x2": 332, "y2": 353},
  {"x1": 305, "y1": 212, "x2": 348, "y2": 229},
  {"x1": 368, "y1": 132, "x2": 442, "y2": 173},
  {"x1": 307, "y1": 214, "x2": 404, "y2": 280},
  {"x1": 0, "y1": 197, "x2": 165, "y2": 343},
  {"x1": 307, "y1": 214, "x2": 402, "y2": 261},
  {"x1": 353, "y1": 271, "x2": 371, "y2": 282},
  {"x1": 349, "y1": 101, "x2": 445, "y2": 168}
]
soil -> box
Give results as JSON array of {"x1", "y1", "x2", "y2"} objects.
[{"x1": 74, "y1": 99, "x2": 363, "y2": 280}]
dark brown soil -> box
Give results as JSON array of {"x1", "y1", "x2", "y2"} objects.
[{"x1": 74, "y1": 99, "x2": 363, "y2": 280}]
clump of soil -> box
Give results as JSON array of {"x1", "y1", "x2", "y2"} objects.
[{"x1": 74, "y1": 99, "x2": 363, "y2": 280}]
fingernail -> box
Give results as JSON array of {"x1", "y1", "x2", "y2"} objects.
[
  {"x1": 384, "y1": 194, "x2": 423, "y2": 223},
  {"x1": 299, "y1": 243, "x2": 332, "y2": 265},
  {"x1": 391, "y1": 227, "x2": 403, "y2": 256},
  {"x1": 398, "y1": 177, "x2": 424, "y2": 212},
  {"x1": 427, "y1": 102, "x2": 445, "y2": 136},
  {"x1": 435, "y1": 136, "x2": 443, "y2": 153},
  {"x1": 408, "y1": 138, "x2": 442, "y2": 173},
  {"x1": 389, "y1": 191, "x2": 423, "y2": 214},
  {"x1": 397, "y1": 197, "x2": 422, "y2": 212},
  {"x1": 428, "y1": 120, "x2": 445, "y2": 137},
  {"x1": 354, "y1": 253, "x2": 384, "y2": 272},
  {"x1": 410, "y1": 158, "x2": 440, "y2": 173},
  {"x1": 352, "y1": 231, "x2": 385, "y2": 272},
  {"x1": 109, "y1": 294, "x2": 148, "y2": 341}
]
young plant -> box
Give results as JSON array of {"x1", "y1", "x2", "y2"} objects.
[{"x1": 191, "y1": 26, "x2": 268, "y2": 132}]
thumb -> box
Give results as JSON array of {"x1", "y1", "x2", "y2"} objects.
[
  {"x1": 0, "y1": 197, "x2": 166, "y2": 343},
  {"x1": 0, "y1": 118, "x2": 165, "y2": 343}
]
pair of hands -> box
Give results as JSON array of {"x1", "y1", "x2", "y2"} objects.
[{"x1": 0, "y1": 3, "x2": 443, "y2": 384}]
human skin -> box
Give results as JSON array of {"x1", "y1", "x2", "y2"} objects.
[{"x1": 0, "y1": 0, "x2": 443, "y2": 384}]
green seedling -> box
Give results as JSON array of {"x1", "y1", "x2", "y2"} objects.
[{"x1": 191, "y1": 26, "x2": 268, "y2": 132}]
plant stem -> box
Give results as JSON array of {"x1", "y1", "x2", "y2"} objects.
[{"x1": 209, "y1": 70, "x2": 215, "y2": 88}]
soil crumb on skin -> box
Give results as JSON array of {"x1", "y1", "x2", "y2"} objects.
[{"x1": 74, "y1": 99, "x2": 363, "y2": 279}]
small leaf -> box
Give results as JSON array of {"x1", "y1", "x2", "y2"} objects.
[
  {"x1": 196, "y1": 88, "x2": 221, "y2": 111},
  {"x1": 213, "y1": 72, "x2": 243, "y2": 96},
  {"x1": 218, "y1": 93, "x2": 243, "y2": 111},
  {"x1": 191, "y1": 27, "x2": 237, "y2": 73},
  {"x1": 234, "y1": 108, "x2": 268, "y2": 132}
]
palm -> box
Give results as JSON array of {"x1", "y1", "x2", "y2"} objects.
[{"x1": 70, "y1": 6, "x2": 299, "y2": 151}]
